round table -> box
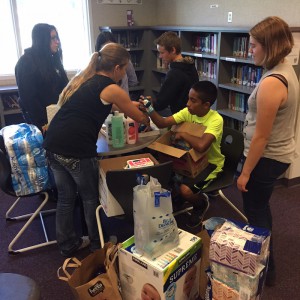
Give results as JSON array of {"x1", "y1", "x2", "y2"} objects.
[{"x1": 96, "y1": 132, "x2": 160, "y2": 157}]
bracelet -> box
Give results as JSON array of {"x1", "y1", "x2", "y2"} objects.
[
  {"x1": 146, "y1": 105, "x2": 154, "y2": 114},
  {"x1": 143, "y1": 99, "x2": 154, "y2": 114}
]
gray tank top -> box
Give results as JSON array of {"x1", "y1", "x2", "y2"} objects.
[{"x1": 243, "y1": 59, "x2": 299, "y2": 163}]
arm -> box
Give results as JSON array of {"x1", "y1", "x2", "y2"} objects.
[
  {"x1": 237, "y1": 76, "x2": 287, "y2": 192},
  {"x1": 173, "y1": 131, "x2": 215, "y2": 153},
  {"x1": 101, "y1": 84, "x2": 149, "y2": 126},
  {"x1": 139, "y1": 98, "x2": 177, "y2": 128}
]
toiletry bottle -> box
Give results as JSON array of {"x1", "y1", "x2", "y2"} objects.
[
  {"x1": 104, "y1": 113, "x2": 113, "y2": 145},
  {"x1": 111, "y1": 111, "x2": 125, "y2": 148},
  {"x1": 126, "y1": 117, "x2": 137, "y2": 144}
]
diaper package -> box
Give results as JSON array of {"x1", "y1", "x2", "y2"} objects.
[{"x1": 133, "y1": 175, "x2": 179, "y2": 259}]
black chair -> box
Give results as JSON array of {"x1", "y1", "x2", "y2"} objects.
[
  {"x1": 172, "y1": 127, "x2": 247, "y2": 223},
  {"x1": 0, "y1": 135, "x2": 56, "y2": 254},
  {"x1": 201, "y1": 127, "x2": 248, "y2": 222},
  {"x1": 96, "y1": 161, "x2": 173, "y2": 247}
]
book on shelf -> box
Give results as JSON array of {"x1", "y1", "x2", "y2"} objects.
[
  {"x1": 195, "y1": 58, "x2": 217, "y2": 79},
  {"x1": 193, "y1": 33, "x2": 218, "y2": 54},
  {"x1": 228, "y1": 91, "x2": 249, "y2": 113},
  {"x1": 233, "y1": 36, "x2": 252, "y2": 58},
  {"x1": 231, "y1": 65, "x2": 263, "y2": 87}
]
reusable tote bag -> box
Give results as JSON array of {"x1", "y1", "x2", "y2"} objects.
[{"x1": 57, "y1": 243, "x2": 121, "y2": 300}]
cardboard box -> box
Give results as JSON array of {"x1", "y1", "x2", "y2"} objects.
[
  {"x1": 211, "y1": 262, "x2": 266, "y2": 300},
  {"x1": 147, "y1": 122, "x2": 209, "y2": 178},
  {"x1": 118, "y1": 229, "x2": 202, "y2": 300},
  {"x1": 98, "y1": 153, "x2": 158, "y2": 217},
  {"x1": 209, "y1": 221, "x2": 270, "y2": 276}
]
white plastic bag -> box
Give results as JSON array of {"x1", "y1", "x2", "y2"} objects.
[{"x1": 133, "y1": 176, "x2": 179, "y2": 259}]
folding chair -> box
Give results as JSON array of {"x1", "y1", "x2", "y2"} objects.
[
  {"x1": 96, "y1": 161, "x2": 173, "y2": 247},
  {"x1": 0, "y1": 135, "x2": 56, "y2": 254}
]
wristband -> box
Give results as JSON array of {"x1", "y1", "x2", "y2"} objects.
[{"x1": 143, "y1": 99, "x2": 154, "y2": 114}]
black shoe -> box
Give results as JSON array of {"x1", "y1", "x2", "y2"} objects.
[
  {"x1": 186, "y1": 196, "x2": 209, "y2": 228},
  {"x1": 193, "y1": 194, "x2": 210, "y2": 217},
  {"x1": 186, "y1": 211, "x2": 203, "y2": 229},
  {"x1": 60, "y1": 236, "x2": 90, "y2": 257}
]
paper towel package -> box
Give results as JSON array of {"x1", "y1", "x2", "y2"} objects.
[
  {"x1": 118, "y1": 229, "x2": 202, "y2": 300},
  {"x1": 209, "y1": 221, "x2": 270, "y2": 276}
]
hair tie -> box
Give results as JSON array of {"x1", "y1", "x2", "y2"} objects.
[{"x1": 98, "y1": 51, "x2": 101, "y2": 57}]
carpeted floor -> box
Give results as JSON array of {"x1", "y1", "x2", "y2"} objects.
[{"x1": 0, "y1": 182, "x2": 299, "y2": 300}]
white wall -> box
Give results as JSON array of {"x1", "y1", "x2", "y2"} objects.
[{"x1": 154, "y1": 0, "x2": 300, "y2": 27}]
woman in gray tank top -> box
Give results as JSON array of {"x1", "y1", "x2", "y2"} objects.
[{"x1": 237, "y1": 16, "x2": 299, "y2": 287}]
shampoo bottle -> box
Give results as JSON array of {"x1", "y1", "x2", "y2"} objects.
[{"x1": 111, "y1": 111, "x2": 125, "y2": 148}]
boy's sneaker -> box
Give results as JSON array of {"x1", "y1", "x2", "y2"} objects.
[
  {"x1": 60, "y1": 236, "x2": 90, "y2": 257},
  {"x1": 186, "y1": 195, "x2": 210, "y2": 228}
]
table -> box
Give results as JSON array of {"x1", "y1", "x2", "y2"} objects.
[{"x1": 96, "y1": 132, "x2": 160, "y2": 157}]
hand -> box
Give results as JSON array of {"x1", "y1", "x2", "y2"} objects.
[
  {"x1": 42, "y1": 124, "x2": 48, "y2": 134},
  {"x1": 237, "y1": 173, "x2": 249, "y2": 192}
]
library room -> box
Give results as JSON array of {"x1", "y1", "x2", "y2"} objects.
[{"x1": 0, "y1": 1, "x2": 299, "y2": 299}]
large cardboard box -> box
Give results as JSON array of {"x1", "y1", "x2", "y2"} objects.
[
  {"x1": 147, "y1": 122, "x2": 209, "y2": 178},
  {"x1": 211, "y1": 261, "x2": 266, "y2": 300},
  {"x1": 118, "y1": 229, "x2": 202, "y2": 300},
  {"x1": 98, "y1": 153, "x2": 158, "y2": 217}
]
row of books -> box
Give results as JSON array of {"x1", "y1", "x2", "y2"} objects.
[
  {"x1": 192, "y1": 33, "x2": 218, "y2": 54},
  {"x1": 223, "y1": 116, "x2": 244, "y2": 132},
  {"x1": 228, "y1": 91, "x2": 249, "y2": 113},
  {"x1": 112, "y1": 32, "x2": 141, "y2": 49},
  {"x1": 231, "y1": 65, "x2": 263, "y2": 87},
  {"x1": 195, "y1": 59, "x2": 217, "y2": 79},
  {"x1": 233, "y1": 36, "x2": 252, "y2": 58}
]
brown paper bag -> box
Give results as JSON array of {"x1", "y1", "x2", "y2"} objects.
[{"x1": 58, "y1": 243, "x2": 121, "y2": 300}]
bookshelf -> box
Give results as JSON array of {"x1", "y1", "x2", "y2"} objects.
[
  {"x1": 99, "y1": 26, "x2": 300, "y2": 131},
  {"x1": 0, "y1": 86, "x2": 23, "y2": 128},
  {"x1": 99, "y1": 26, "x2": 150, "y2": 101}
]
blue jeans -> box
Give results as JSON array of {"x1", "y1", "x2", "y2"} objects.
[
  {"x1": 241, "y1": 156, "x2": 289, "y2": 270},
  {"x1": 47, "y1": 152, "x2": 100, "y2": 253}
]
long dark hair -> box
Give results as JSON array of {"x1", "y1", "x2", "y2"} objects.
[{"x1": 31, "y1": 23, "x2": 68, "y2": 85}]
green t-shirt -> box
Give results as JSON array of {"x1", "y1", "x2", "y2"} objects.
[{"x1": 173, "y1": 108, "x2": 224, "y2": 181}]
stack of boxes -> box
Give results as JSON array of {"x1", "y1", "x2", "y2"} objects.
[
  {"x1": 118, "y1": 229, "x2": 202, "y2": 300},
  {"x1": 208, "y1": 221, "x2": 270, "y2": 300}
]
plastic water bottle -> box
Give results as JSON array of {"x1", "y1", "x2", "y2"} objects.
[{"x1": 111, "y1": 111, "x2": 125, "y2": 148}]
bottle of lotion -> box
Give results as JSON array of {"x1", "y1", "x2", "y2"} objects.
[{"x1": 126, "y1": 117, "x2": 137, "y2": 144}]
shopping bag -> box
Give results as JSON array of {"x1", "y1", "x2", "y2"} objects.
[
  {"x1": 57, "y1": 243, "x2": 122, "y2": 300},
  {"x1": 133, "y1": 175, "x2": 179, "y2": 259}
]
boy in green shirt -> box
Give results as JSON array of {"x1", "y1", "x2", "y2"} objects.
[{"x1": 141, "y1": 81, "x2": 224, "y2": 228}]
